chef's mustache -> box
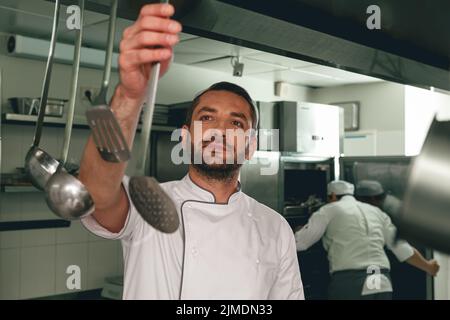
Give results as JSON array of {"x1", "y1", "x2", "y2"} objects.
[
  {"x1": 201, "y1": 135, "x2": 236, "y2": 149},
  {"x1": 196, "y1": 129, "x2": 250, "y2": 148}
]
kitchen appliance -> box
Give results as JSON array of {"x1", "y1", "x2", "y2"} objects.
[
  {"x1": 277, "y1": 101, "x2": 343, "y2": 157},
  {"x1": 45, "y1": 0, "x2": 95, "y2": 221},
  {"x1": 86, "y1": 0, "x2": 131, "y2": 163},
  {"x1": 8, "y1": 97, "x2": 66, "y2": 118}
]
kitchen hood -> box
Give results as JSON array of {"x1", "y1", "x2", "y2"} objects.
[{"x1": 52, "y1": 0, "x2": 449, "y2": 92}]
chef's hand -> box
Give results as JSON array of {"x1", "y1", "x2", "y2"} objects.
[
  {"x1": 115, "y1": 3, "x2": 182, "y2": 107},
  {"x1": 426, "y1": 259, "x2": 440, "y2": 277}
]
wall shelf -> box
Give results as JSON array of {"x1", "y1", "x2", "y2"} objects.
[
  {"x1": 0, "y1": 219, "x2": 71, "y2": 232},
  {"x1": 1, "y1": 185, "x2": 40, "y2": 193},
  {"x1": 1, "y1": 113, "x2": 177, "y2": 133}
]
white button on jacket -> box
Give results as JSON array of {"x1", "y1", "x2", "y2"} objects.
[{"x1": 82, "y1": 174, "x2": 304, "y2": 300}]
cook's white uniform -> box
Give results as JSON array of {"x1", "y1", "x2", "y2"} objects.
[
  {"x1": 82, "y1": 174, "x2": 304, "y2": 300},
  {"x1": 295, "y1": 195, "x2": 414, "y2": 272},
  {"x1": 295, "y1": 195, "x2": 414, "y2": 295}
]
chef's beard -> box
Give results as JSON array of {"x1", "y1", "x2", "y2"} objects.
[{"x1": 190, "y1": 143, "x2": 243, "y2": 182}]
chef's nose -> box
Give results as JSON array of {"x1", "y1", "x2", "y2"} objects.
[{"x1": 213, "y1": 119, "x2": 229, "y2": 135}]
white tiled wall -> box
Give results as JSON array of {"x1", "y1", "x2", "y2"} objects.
[{"x1": 1, "y1": 105, "x2": 122, "y2": 301}]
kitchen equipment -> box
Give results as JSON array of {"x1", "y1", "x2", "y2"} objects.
[
  {"x1": 30, "y1": 98, "x2": 66, "y2": 117},
  {"x1": 45, "y1": 0, "x2": 94, "y2": 220},
  {"x1": 128, "y1": 0, "x2": 179, "y2": 234},
  {"x1": 24, "y1": 0, "x2": 61, "y2": 190},
  {"x1": 398, "y1": 117, "x2": 450, "y2": 254},
  {"x1": 8, "y1": 97, "x2": 66, "y2": 117},
  {"x1": 86, "y1": 0, "x2": 131, "y2": 163},
  {"x1": 277, "y1": 101, "x2": 344, "y2": 157}
]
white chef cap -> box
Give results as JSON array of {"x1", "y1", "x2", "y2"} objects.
[
  {"x1": 355, "y1": 180, "x2": 385, "y2": 197},
  {"x1": 327, "y1": 180, "x2": 355, "y2": 196}
]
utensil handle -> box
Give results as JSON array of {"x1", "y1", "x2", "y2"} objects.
[
  {"x1": 136, "y1": 63, "x2": 160, "y2": 175},
  {"x1": 95, "y1": 0, "x2": 118, "y2": 105},
  {"x1": 135, "y1": 0, "x2": 169, "y2": 175},
  {"x1": 33, "y1": 0, "x2": 60, "y2": 147},
  {"x1": 60, "y1": 0, "x2": 84, "y2": 164}
]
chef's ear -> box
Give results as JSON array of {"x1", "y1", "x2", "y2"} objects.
[
  {"x1": 328, "y1": 192, "x2": 337, "y2": 202},
  {"x1": 181, "y1": 125, "x2": 190, "y2": 148}
]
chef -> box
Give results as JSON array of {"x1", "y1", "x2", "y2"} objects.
[
  {"x1": 78, "y1": 3, "x2": 303, "y2": 300},
  {"x1": 354, "y1": 180, "x2": 402, "y2": 218},
  {"x1": 294, "y1": 180, "x2": 439, "y2": 300}
]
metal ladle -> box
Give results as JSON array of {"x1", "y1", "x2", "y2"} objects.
[
  {"x1": 24, "y1": 0, "x2": 61, "y2": 190},
  {"x1": 45, "y1": 0, "x2": 94, "y2": 220}
]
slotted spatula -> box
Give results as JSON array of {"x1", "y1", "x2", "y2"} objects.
[
  {"x1": 86, "y1": 0, "x2": 130, "y2": 163},
  {"x1": 129, "y1": 0, "x2": 179, "y2": 234}
]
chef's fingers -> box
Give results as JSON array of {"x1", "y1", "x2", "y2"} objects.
[
  {"x1": 140, "y1": 3, "x2": 175, "y2": 18},
  {"x1": 123, "y1": 16, "x2": 182, "y2": 39},
  {"x1": 119, "y1": 48, "x2": 173, "y2": 72},
  {"x1": 120, "y1": 31, "x2": 179, "y2": 52},
  {"x1": 122, "y1": 6, "x2": 181, "y2": 39}
]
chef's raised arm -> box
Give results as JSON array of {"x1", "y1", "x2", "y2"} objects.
[{"x1": 78, "y1": 3, "x2": 182, "y2": 234}]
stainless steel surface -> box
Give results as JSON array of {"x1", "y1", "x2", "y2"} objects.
[
  {"x1": 54, "y1": 0, "x2": 450, "y2": 92},
  {"x1": 24, "y1": 0, "x2": 61, "y2": 190},
  {"x1": 92, "y1": 0, "x2": 118, "y2": 106},
  {"x1": 45, "y1": 170, "x2": 95, "y2": 220},
  {"x1": 9, "y1": 97, "x2": 65, "y2": 117},
  {"x1": 128, "y1": 0, "x2": 180, "y2": 234},
  {"x1": 33, "y1": 0, "x2": 60, "y2": 146},
  {"x1": 129, "y1": 176, "x2": 179, "y2": 233},
  {"x1": 86, "y1": 0, "x2": 131, "y2": 163},
  {"x1": 136, "y1": 63, "x2": 160, "y2": 175},
  {"x1": 24, "y1": 146, "x2": 60, "y2": 190},
  {"x1": 86, "y1": 105, "x2": 131, "y2": 162},
  {"x1": 45, "y1": 0, "x2": 94, "y2": 221},
  {"x1": 399, "y1": 117, "x2": 450, "y2": 254},
  {"x1": 43, "y1": 99, "x2": 65, "y2": 117},
  {"x1": 240, "y1": 151, "x2": 281, "y2": 211},
  {"x1": 278, "y1": 101, "x2": 342, "y2": 157}
]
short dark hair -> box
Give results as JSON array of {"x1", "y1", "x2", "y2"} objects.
[{"x1": 184, "y1": 82, "x2": 258, "y2": 129}]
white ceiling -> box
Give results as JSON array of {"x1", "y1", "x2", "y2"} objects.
[{"x1": 0, "y1": 0, "x2": 383, "y2": 88}]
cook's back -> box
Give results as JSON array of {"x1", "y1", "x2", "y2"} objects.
[{"x1": 322, "y1": 196, "x2": 391, "y2": 273}]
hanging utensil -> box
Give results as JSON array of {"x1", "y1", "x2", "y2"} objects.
[
  {"x1": 24, "y1": 0, "x2": 61, "y2": 190},
  {"x1": 397, "y1": 116, "x2": 450, "y2": 254},
  {"x1": 45, "y1": 0, "x2": 94, "y2": 220},
  {"x1": 129, "y1": 0, "x2": 179, "y2": 234},
  {"x1": 86, "y1": 0, "x2": 131, "y2": 163}
]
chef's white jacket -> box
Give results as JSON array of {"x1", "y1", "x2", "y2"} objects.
[
  {"x1": 295, "y1": 195, "x2": 414, "y2": 274},
  {"x1": 82, "y1": 174, "x2": 304, "y2": 300}
]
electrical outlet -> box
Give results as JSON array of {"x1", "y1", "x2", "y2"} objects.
[{"x1": 79, "y1": 86, "x2": 100, "y2": 106}]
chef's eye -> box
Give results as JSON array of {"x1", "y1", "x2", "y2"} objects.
[
  {"x1": 199, "y1": 115, "x2": 212, "y2": 121},
  {"x1": 232, "y1": 120, "x2": 244, "y2": 128}
]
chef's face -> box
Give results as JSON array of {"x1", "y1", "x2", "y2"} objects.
[{"x1": 182, "y1": 90, "x2": 256, "y2": 177}]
